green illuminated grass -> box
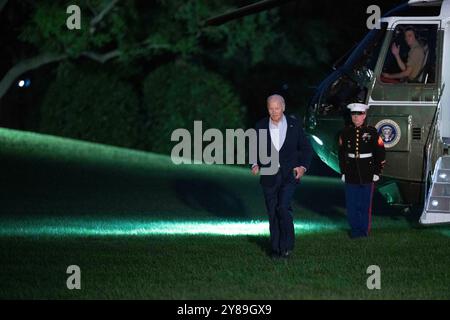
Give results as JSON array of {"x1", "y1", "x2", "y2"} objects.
[
  {"x1": 1, "y1": 230, "x2": 449, "y2": 299},
  {"x1": 0, "y1": 127, "x2": 449, "y2": 299}
]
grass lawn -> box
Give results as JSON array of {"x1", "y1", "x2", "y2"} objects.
[{"x1": 0, "y1": 128, "x2": 449, "y2": 299}]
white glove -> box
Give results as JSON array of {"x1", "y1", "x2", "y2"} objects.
[
  {"x1": 373, "y1": 174, "x2": 380, "y2": 182},
  {"x1": 341, "y1": 175, "x2": 345, "y2": 182}
]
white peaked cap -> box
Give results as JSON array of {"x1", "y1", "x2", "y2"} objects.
[{"x1": 347, "y1": 103, "x2": 369, "y2": 112}]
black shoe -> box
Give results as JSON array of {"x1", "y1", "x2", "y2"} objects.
[{"x1": 280, "y1": 250, "x2": 292, "y2": 259}]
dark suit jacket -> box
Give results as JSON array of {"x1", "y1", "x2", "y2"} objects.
[{"x1": 255, "y1": 114, "x2": 313, "y2": 187}]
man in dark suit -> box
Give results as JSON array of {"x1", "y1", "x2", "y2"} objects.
[{"x1": 251, "y1": 94, "x2": 313, "y2": 259}]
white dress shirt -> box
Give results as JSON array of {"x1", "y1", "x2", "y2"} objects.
[
  {"x1": 252, "y1": 114, "x2": 306, "y2": 173},
  {"x1": 269, "y1": 114, "x2": 287, "y2": 151}
]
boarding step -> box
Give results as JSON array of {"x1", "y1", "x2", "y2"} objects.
[
  {"x1": 434, "y1": 169, "x2": 450, "y2": 182},
  {"x1": 420, "y1": 212, "x2": 450, "y2": 225},
  {"x1": 440, "y1": 156, "x2": 450, "y2": 170},
  {"x1": 429, "y1": 181, "x2": 450, "y2": 195},
  {"x1": 421, "y1": 156, "x2": 450, "y2": 225},
  {"x1": 426, "y1": 196, "x2": 450, "y2": 212},
  {"x1": 443, "y1": 137, "x2": 450, "y2": 146}
]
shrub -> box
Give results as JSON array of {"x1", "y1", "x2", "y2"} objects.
[
  {"x1": 39, "y1": 63, "x2": 141, "y2": 149},
  {"x1": 142, "y1": 62, "x2": 245, "y2": 154}
]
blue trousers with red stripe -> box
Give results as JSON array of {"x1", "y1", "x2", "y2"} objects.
[{"x1": 345, "y1": 183, "x2": 374, "y2": 238}]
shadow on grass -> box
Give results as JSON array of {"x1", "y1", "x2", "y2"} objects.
[
  {"x1": 371, "y1": 191, "x2": 424, "y2": 229},
  {"x1": 293, "y1": 182, "x2": 345, "y2": 222},
  {"x1": 0, "y1": 156, "x2": 251, "y2": 219},
  {"x1": 247, "y1": 236, "x2": 272, "y2": 256},
  {"x1": 294, "y1": 178, "x2": 419, "y2": 226},
  {"x1": 0, "y1": 157, "x2": 171, "y2": 216},
  {"x1": 0, "y1": 152, "x2": 420, "y2": 226},
  {"x1": 173, "y1": 178, "x2": 248, "y2": 218}
]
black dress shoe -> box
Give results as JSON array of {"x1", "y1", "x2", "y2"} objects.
[{"x1": 280, "y1": 250, "x2": 292, "y2": 258}]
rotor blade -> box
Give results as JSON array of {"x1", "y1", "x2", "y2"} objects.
[{"x1": 205, "y1": 0, "x2": 297, "y2": 26}]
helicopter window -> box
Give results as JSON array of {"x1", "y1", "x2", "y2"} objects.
[
  {"x1": 316, "y1": 24, "x2": 387, "y2": 116},
  {"x1": 372, "y1": 23, "x2": 441, "y2": 102},
  {"x1": 381, "y1": 24, "x2": 437, "y2": 84}
]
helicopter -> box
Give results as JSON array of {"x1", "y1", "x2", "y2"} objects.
[{"x1": 207, "y1": 0, "x2": 450, "y2": 225}]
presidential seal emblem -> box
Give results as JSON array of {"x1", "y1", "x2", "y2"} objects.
[{"x1": 375, "y1": 120, "x2": 401, "y2": 148}]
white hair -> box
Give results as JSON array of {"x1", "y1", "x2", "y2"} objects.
[{"x1": 267, "y1": 94, "x2": 285, "y2": 108}]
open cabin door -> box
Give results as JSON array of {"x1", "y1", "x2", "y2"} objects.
[{"x1": 421, "y1": 20, "x2": 450, "y2": 225}]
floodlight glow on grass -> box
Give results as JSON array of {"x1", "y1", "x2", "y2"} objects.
[{"x1": 0, "y1": 218, "x2": 340, "y2": 237}]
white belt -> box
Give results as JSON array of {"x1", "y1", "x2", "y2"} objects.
[{"x1": 348, "y1": 153, "x2": 372, "y2": 159}]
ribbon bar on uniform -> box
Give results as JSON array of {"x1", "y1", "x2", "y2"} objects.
[{"x1": 348, "y1": 153, "x2": 373, "y2": 159}]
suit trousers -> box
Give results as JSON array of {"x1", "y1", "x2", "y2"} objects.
[{"x1": 262, "y1": 170, "x2": 297, "y2": 253}]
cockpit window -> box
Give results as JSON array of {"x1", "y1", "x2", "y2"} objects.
[
  {"x1": 381, "y1": 24, "x2": 437, "y2": 84},
  {"x1": 314, "y1": 23, "x2": 387, "y2": 116},
  {"x1": 372, "y1": 23, "x2": 441, "y2": 102}
]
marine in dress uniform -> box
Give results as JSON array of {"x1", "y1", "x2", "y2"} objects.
[{"x1": 338, "y1": 103, "x2": 386, "y2": 238}]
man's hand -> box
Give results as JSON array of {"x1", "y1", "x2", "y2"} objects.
[
  {"x1": 251, "y1": 165, "x2": 260, "y2": 176},
  {"x1": 293, "y1": 167, "x2": 306, "y2": 180},
  {"x1": 391, "y1": 43, "x2": 400, "y2": 57}
]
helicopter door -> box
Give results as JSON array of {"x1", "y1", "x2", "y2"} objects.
[
  {"x1": 440, "y1": 20, "x2": 450, "y2": 139},
  {"x1": 367, "y1": 21, "x2": 442, "y2": 184}
]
